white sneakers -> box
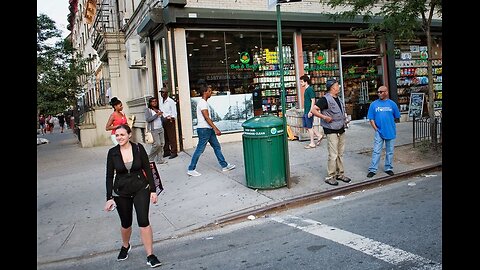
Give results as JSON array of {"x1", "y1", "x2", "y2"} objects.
[
  {"x1": 187, "y1": 170, "x2": 201, "y2": 177},
  {"x1": 222, "y1": 164, "x2": 236, "y2": 172},
  {"x1": 187, "y1": 164, "x2": 235, "y2": 176}
]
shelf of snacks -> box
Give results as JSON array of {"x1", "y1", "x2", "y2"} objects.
[
  {"x1": 252, "y1": 46, "x2": 297, "y2": 116},
  {"x1": 343, "y1": 65, "x2": 380, "y2": 104},
  {"x1": 394, "y1": 46, "x2": 442, "y2": 114},
  {"x1": 303, "y1": 49, "x2": 340, "y2": 97}
]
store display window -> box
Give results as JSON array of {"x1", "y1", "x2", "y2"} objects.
[
  {"x1": 394, "y1": 37, "x2": 442, "y2": 118},
  {"x1": 340, "y1": 35, "x2": 383, "y2": 120},
  {"x1": 301, "y1": 33, "x2": 340, "y2": 98},
  {"x1": 186, "y1": 30, "x2": 295, "y2": 134}
]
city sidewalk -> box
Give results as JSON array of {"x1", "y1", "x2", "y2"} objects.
[{"x1": 37, "y1": 120, "x2": 440, "y2": 266}]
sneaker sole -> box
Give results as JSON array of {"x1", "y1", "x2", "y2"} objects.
[
  {"x1": 324, "y1": 181, "x2": 338, "y2": 186},
  {"x1": 147, "y1": 262, "x2": 162, "y2": 267},
  {"x1": 222, "y1": 165, "x2": 236, "y2": 172},
  {"x1": 117, "y1": 255, "x2": 128, "y2": 261}
]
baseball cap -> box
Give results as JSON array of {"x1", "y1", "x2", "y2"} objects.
[{"x1": 326, "y1": 79, "x2": 337, "y2": 89}]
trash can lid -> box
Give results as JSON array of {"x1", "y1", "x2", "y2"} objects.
[{"x1": 242, "y1": 115, "x2": 283, "y2": 129}]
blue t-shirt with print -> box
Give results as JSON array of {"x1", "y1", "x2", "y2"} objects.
[{"x1": 367, "y1": 99, "x2": 401, "y2": 140}]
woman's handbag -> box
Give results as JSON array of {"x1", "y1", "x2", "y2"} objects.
[
  {"x1": 143, "y1": 95, "x2": 154, "y2": 144},
  {"x1": 141, "y1": 161, "x2": 164, "y2": 196},
  {"x1": 149, "y1": 161, "x2": 164, "y2": 195},
  {"x1": 145, "y1": 130, "x2": 154, "y2": 144}
]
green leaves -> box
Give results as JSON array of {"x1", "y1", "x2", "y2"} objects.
[
  {"x1": 37, "y1": 14, "x2": 88, "y2": 115},
  {"x1": 326, "y1": 0, "x2": 441, "y2": 42}
]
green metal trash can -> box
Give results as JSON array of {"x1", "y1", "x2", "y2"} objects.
[{"x1": 242, "y1": 115, "x2": 286, "y2": 189}]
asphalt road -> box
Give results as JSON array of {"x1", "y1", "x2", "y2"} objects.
[{"x1": 39, "y1": 171, "x2": 441, "y2": 270}]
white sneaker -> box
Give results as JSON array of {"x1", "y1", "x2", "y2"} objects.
[
  {"x1": 187, "y1": 170, "x2": 201, "y2": 177},
  {"x1": 222, "y1": 164, "x2": 236, "y2": 172}
]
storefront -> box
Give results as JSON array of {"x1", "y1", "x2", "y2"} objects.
[
  {"x1": 393, "y1": 37, "x2": 442, "y2": 120},
  {"x1": 137, "y1": 6, "x2": 441, "y2": 149},
  {"x1": 184, "y1": 30, "x2": 387, "y2": 134}
]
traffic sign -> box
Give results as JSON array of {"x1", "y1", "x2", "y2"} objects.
[{"x1": 268, "y1": 0, "x2": 302, "y2": 10}]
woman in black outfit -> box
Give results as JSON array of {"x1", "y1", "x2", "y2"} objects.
[{"x1": 104, "y1": 124, "x2": 162, "y2": 268}]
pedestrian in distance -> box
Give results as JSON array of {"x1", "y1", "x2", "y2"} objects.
[
  {"x1": 159, "y1": 87, "x2": 179, "y2": 159},
  {"x1": 58, "y1": 113, "x2": 65, "y2": 133},
  {"x1": 187, "y1": 84, "x2": 235, "y2": 177},
  {"x1": 106, "y1": 97, "x2": 128, "y2": 146},
  {"x1": 47, "y1": 115, "x2": 55, "y2": 133},
  {"x1": 311, "y1": 78, "x2": 352, "y2": 186},
  {"x1": 366, "y1": 85, "x2": 401, "y2": 178},
  {"x1": 70, "y1": 115, "x2": 75, "y2": 130},
  {"x1": 300, "y1": 74, "x2": 325, "y2": 149},
  {"x1": 145, "y1": 97, "x2": 167, "y2": 164},
  {"x1": 104, "y1": 124, "x2": 162, "y2": 268},
  {"x1": 39, "y1": 114, "x2": 46, "y2": 134}
]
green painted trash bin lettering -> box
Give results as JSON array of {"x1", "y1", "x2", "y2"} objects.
[{"x1": 242, "y1": 115, "x2": 286, "y2": 189}]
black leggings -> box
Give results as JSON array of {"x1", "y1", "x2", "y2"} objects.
[{"x1": 114, "y1": 186, "x2": 151, "y2": 228}]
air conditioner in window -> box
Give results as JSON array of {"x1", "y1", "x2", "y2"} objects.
[{"x1": 126, "y1": 38, "x2": 146, "y2": 69}]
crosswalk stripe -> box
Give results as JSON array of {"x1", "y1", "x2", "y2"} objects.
[{"x1": 271, "y1": 215, "x2": 441, "y2": 270}]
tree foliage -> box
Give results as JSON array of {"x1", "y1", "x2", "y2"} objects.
[
  {"x1": 37, "y1": 14, "x2": 89, "y2": 116},
  {"x1": 326, "y1": 0, "x2": 441, "y2": 41}
]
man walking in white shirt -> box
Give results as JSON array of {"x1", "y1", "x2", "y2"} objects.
[{"x1": 187, "y1": 85, "x2": 235, "y2": 176}]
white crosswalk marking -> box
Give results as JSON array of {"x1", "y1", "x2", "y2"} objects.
[{"x1": 271, "y1": 215, "x2": 441, "y2": 270}]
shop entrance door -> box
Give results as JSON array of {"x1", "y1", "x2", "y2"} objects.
[{"x1": 341, "y1": 55, "x2": 383, "y2": 120}]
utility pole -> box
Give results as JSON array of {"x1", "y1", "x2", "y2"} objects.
[{"x1": 271, "y1": 0, "x2": 302, "y2": 188}]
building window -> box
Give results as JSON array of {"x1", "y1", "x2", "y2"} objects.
[{"x1": 186, "y1": 30, "x2": 295, "y2": 134}]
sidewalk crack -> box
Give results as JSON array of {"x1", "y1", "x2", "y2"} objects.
[{"x1": 56, "y1": 223, "x2": 75, "y2": 253}]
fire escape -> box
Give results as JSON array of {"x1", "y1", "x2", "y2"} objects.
[
  {"x1": 92, "y1": 0, "x2": 125, "y2": 80},
  {"x1": 72, "y1": 0, "x2": 129, "y2": 147}
]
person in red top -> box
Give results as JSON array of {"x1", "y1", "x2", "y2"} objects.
[{"x1": 105, "y1": 97, "x2": 128, "y2": 145}]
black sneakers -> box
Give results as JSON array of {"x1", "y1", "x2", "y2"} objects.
[
  {"x1": 367, "y1": 172, "x2": 376, "y2": 178},
  {"x1": 147, "y1": 254, "x2": 162, "y2": 268},
  {"x1": 117, "y1": 244, "x2": 131, "y2": 261},
  {"x1": 117, "y1": 244, "x2": 161, "y2": 267},
  {"x1": 385, "y1": 170, "x2": 395, "y2": 176}
]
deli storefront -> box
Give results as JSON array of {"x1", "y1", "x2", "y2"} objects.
[{"x1": 138, "y1": 7, "x2": 441, "y2": 150}]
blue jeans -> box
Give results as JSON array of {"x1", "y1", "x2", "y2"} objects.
[
  {"x1": 368, "y1": 131, "x2": 395, "y2": 173},
  {"x1": 188, "y1": 128, "x2": 228, "y2": 170}
]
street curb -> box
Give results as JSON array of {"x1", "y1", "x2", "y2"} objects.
[{"x1": 197, "y1": 162, "x2": 442, "y2": 230}]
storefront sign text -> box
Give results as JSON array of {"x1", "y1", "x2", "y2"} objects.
[
  {"x1": 304, "y1": 65, "x2": 336, "y2": 71},
  {"x1": 230, "y1": 63, "x2": 260, "y2": 71}
]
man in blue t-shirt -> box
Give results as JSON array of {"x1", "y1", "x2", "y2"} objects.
[{"x1": 366, "y1": 85, "x2": 401, "y2": 178}]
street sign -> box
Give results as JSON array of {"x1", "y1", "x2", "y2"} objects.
[
  {"x1": 268, "y1": 0, "x2": 302, "y2": 10},
  {"x1": 267, "y1": 0, "x2": 277, "y2": 9}
]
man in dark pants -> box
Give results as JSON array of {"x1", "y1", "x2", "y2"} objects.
[{"x1": 159, "y1": 88, "x2": 178, "y2": 159}]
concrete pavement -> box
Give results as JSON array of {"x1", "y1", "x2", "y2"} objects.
[{"x1": 37, "y1": 120, "x2": 440, "y2": 268}]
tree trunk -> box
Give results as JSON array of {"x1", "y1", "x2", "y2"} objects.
[{"x1": 426, "y1": 28, "x2": 437, "y2": 149}]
